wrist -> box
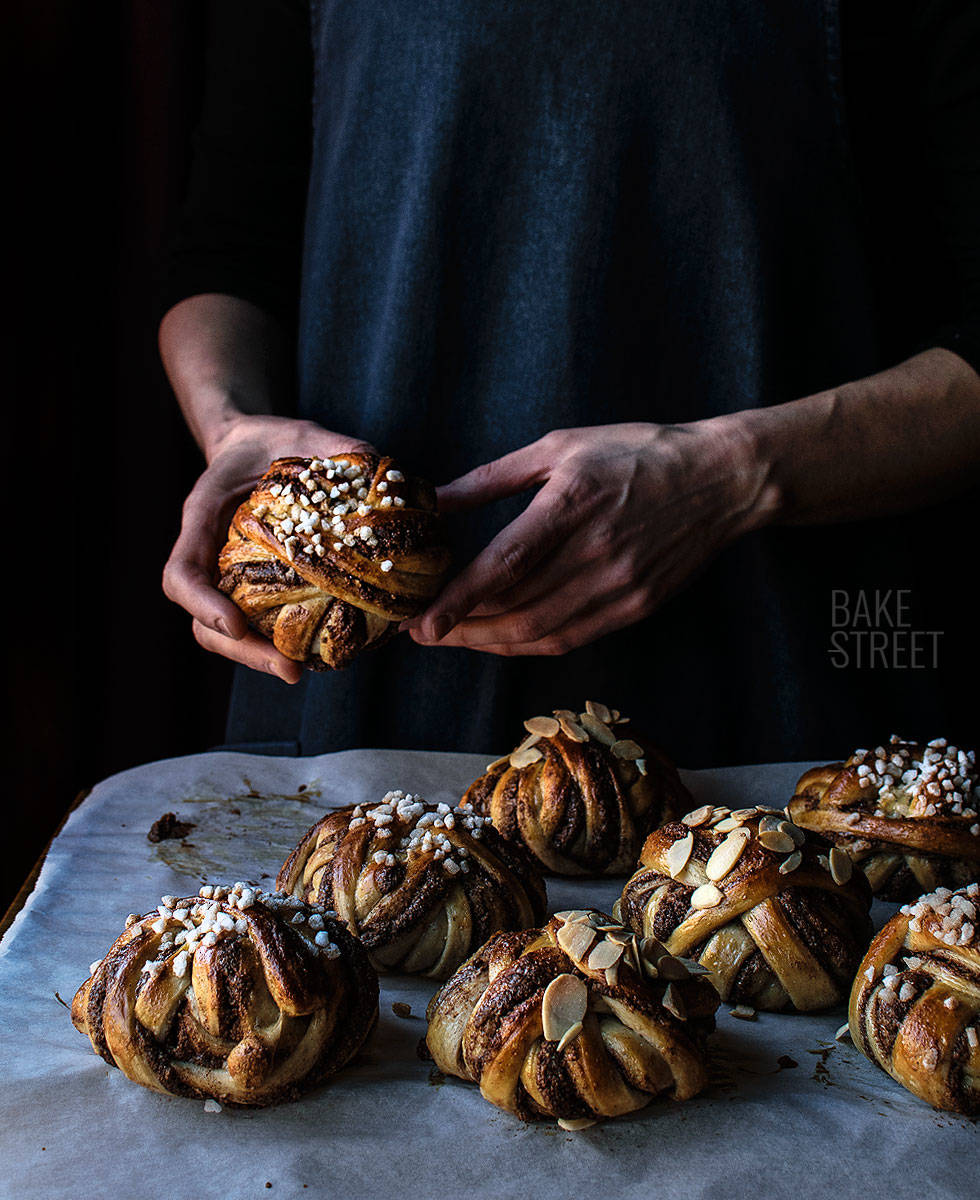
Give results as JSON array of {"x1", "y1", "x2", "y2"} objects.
[{"x1": 695, "y1": 410, "x2": 786, "y2": 534}]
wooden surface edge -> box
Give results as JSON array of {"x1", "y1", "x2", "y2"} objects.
[{"x1": 1, "y1": 788, "x2": 91, "y2": 941}]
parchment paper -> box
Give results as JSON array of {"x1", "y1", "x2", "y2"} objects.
[{"x1": 0, "y1": 750, "x2": 973, "y2": 1200}]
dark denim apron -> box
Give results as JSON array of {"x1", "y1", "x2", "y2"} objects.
[{"x1": 225, "y1": 0, "x2": 972, "y2": 767}]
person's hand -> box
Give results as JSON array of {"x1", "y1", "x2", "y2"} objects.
[
  {"x1": 162, "y1": 414, "x2": 374, "y2": 681},
  {"x1": 407, "y1": 419, "x2": 777, "y2": 656}
]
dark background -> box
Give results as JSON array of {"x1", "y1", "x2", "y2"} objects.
[{"x1": 7, "y1": 3, "x2": 230, "y2": 914}]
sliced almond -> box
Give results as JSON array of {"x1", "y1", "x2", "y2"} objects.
[
  {"x1": 677, "y1": 957, "x2": 711, "y2": 976},
  {"x1": 662, "y1": 982, "x2": 687, "y2": 1020},
  {"x1": 558, "y1": 715, "x2": 588, "y2": 743},
  {"x1": 556, "y1": 1020, "x2": 584, "y2": 1052},
  {"x1": 610, "y1": 898, "x2": 623, "y2": 922},
  {"x1": 604, "y1": 929, "x2": 632, "y2": 946},
  {"x1": 578, "y1": 713, "x2": 616, "y2": 745},
  {"x1": 557, "y1": 1117, "x2": 596, "y2": 1131},
  {"x1": 554, "y1": 909, "x2": 591, "y2": 923},
  {"x1": 541, "y1": 973, "x2": 588, "y2": 1042},
  {"x1": 705, "y1": 828, "x2": 751, "y2": 881},
  {"x1": 758, "y1": 814, "x2": 784, "y2": 834},
  {"x1": 640, "y1": 936, "x2": 668, "y2": 966},
  {"x1": 690, "y1": 883, "x2": 724, "y2": 909},
  {"x1": 587, "y1": 939, "x2": 625, "y2": 971},
  {"x1": 604, "y1": 962, "x2": 619, "y2": 987},
  {"x1": 778, "y1": 850, "x2": 803, "y2": 875},
  {"x1": 484, "y1": 755, "x2": 511, "y2": 772},
  {"x1": 515, "y1": 732, "x2": 542, "y2": 753},
  {"x1": 509, "y1": 745, "x2": 543, "y2": 769},
  {"x1": 611, "y1": 739, "x2": 644, "y2": 761},
  {"x1": 557, "y1": 921, "x2": 596, "y2": 963},
  {"x1": 835, "y1": 1022, "x2": 851, "y2": 1042},
  {"x1": 666, "y1": 831, "x2": 694, "y2": 879},
  {"x1": 713, "y1": 816, "x2": 745, "y2": 833},
  {"x1": 524, "y1": 715, "x2": 560, "y2": 737},
  {"x1": 708, "y1": 807, "x2": 732, "y2": 825},
  {"x1": 829, "y1": 846, "x2": 853, "y2": 885},
  {"x1": 779, "y1": 820, "x2": 806, "y2": 847},
  {"x1": 656, "y1": 955, "x2": 690, "y2": 981},
  {"x1": 585, "y1": 700, "x2": 613, "y2": 724},
  {"x1": 635, "y1": 758, "x2": 648, "y2": 776},
  {"x1": 682, "y1": 805, "x2": 714, "y2": 828},
  {"x1": 731, "y1": 807, "x2": 759, "y2": 820},
  {"x1": 758, "y1": 829, "x2": 796, "y2": 854},
  {"x1": 729, "y1": 1005, "x2": 757, "y2": 1021}
]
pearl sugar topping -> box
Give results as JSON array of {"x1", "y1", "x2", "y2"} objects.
[
  {"x1": 348, "y1": 789, "x2": 490, "y2": 876},
  {"x1": 130, "y1": 883, "x2": 342, "y2": 981},
  {"x1": 848, "y1": 736, "x2": 977, "y2": 830}
]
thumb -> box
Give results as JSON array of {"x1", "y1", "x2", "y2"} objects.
[{"x1": 436, "y1": 437, "x2": 554, "y2": 513}]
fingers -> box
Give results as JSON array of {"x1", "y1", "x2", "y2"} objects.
[
  {"x1": 422, "y1": 589, "x2": 649, "y2": 658},
  {"x1": 163, "y1": 476, "x2": 250, "y2": 640},
  {"x1": 435, "y1": 434, "x2": 558, "y2": 513},
  {"x1": 416, "y1": 481, "x2": 581, "y2": 640},
  {"x1": 192, "y1": 619, "x2": 303, "y2": 683}
]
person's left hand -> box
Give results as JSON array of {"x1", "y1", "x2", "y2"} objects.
[{"x1": 406, "y1": 419, "x2": 778, "y2": 656}]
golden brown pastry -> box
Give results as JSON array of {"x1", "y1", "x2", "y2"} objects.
[
  {"x1": 619, "y1": 804, "x2": 873, "y2": 1012},
  {"x1": 217, "y1": 453, "x2": 450, "y2": 669},
  {"x1": 461, "y1": 701, "x2": 690, "y2": 876},
  {"x1": 424, "y1": 908, "x2": 719, "y2": 1128},
  {"x1": 789, "y1": 736, "x2": 980, "y2": 902},
  {"x1": 849, "y1": 882, "x2": 980, "y2": 1115},
  {"x1": 277, "y1": 791, "x2": 547, "y2": 979},
  {"x1": 71, "y1": 882, "x2": 378, "y2": 1106}
]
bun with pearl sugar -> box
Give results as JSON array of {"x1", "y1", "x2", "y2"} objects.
[
  {"x1": 424, "y1": 908, "x2": 719, "y2": 1128},
  {"x1": 461, "y1": 701, "x2": 690, "y2": 877},
  {"x1": 619, "y1": 804, "x2": 873, "y2": 1012},
  {"x1": 71, "y1": 883, "x2": 378, "y2": 1106},
  {"x1": 849, "y1": 882, "x2": 980, "y2": 1115},
  {"x1": 277, "y1": 791, "x2": 547, "y2": 980},
  {"x1": 788, "y1": 736, "x2": 980, "y2": 902},
  {"x1": 217, "y1": 453, "x2": 451, "y2": 669}
]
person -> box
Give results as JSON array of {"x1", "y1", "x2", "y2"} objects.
[{"x1": 160, "y1": 0, "x2": 980, "y2": 767}]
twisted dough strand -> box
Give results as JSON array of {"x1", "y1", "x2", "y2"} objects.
[
  {"x1": 789, "y1": 738, "x2": 979, "y2": 902},
  {"x1": 71, "y1": 884, "x2": 378, "y2": 1106},
  {"x1": 278, "y1": 792, "x2": 547, "y2": 979},
  {"x1": 218, "y1": 453, "x2": 450, "y2": 669},
  {"x1": 425, "y1": 910, "x2": 718, "y2": 1126},
  {"x1": 463, "y1": 704, "x2": 689, "y2": 876},
  {"x1": 620, "y1": 806, "x2": 873, "y2": 1011},
  {"x1": 849, "y1": 882, "x2": 980, "y2": 1115}
]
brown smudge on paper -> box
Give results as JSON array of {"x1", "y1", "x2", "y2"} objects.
[{"x1": 149, "y1": 780, "x2": 322, "y2": 885}]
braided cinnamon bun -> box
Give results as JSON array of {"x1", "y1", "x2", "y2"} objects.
[
  {"x1": 71, "y1": 882, "x2": 378, "y2": 1106},
  {"x1": 789, "y1": 736, "x2": 980, "y2": 902},
  {"x1": 424, "y1": 909, "x2": 718, "y2": 1128},
  {"x1": 218, "y1": 453, "x2": 450, "y2": 669},
  {"x1": 849, "y1": 882, "x2": 980, "y2": 1115},
  {"x1": 619, "y1": 804, "x2": 873, "y2": 1012},
  {"x1": 277, "y1": 791, "x2": 547, "y2": 980},
  {"x1": 461, "y1": 701, "x2": 689, "y2": 877}
]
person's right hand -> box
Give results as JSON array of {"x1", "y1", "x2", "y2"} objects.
[{"x1": 162, "y1": 413, "x2": 374, "y2": 682}]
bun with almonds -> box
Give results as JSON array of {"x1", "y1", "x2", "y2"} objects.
[
  {"x1": 849, "y1": 882, "x2": 980, "y2": 1115},
  {"x1": 218, "y1": 453, "x2": 450, "y2": 669},
  {"x1": 277, "y1": 791, "x2": 547, "y2": 980},
  {"x1": 619, "y1": 804, "x2": 873, "y2": 1012},
  {"x1": 461, "y1": 701, "x2": 690, "y2": 877},
  {"x1": 424, "y1": 909, "x2": 718, "y2": 1129},
  {"x1": 71, "y1": 883, "x2": 378, "y2": 1106},
  {"x1": 789, "y1": 736, "x2": 979, "y2": 902}
]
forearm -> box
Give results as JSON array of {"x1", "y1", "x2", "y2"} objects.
[
  {"x1": 732, "y1": 348, "x2": 980, "y2": 526},
  {"x1": 159, "y1": 293, "x2": 291, "y2": 459}
]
